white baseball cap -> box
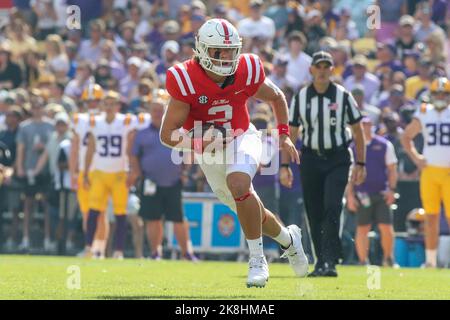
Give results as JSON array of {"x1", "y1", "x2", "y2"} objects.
[{"x1": 161, "y1": 40, "x2": 180, "y2": 56}]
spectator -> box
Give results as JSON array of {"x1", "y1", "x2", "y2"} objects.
[
  {"x1": 130, "y1": 43, "x2": 152, "y2": 73},
  {"x1": 99, "y1": 40, "x2": 126, "y2": 79},
  {"x1": 118, "y1": 21, "x2": 138, "y2": 49},
  {"x1": 0, "y1": 42, "x2": 23, "y2": 90},
  {"x1": 38, "y1": 111, "x2": 72, "y2": 253},
  {"x1": 351, "y1": 85, "x2": 381, "y2": 126},
  {"x1": 179, "y1": 14, "x2": 205, "y2": 44},
  {"x1": 333, "y1": 7, "x2": 358, "y2": 41},
  {"x1": 146, "y1": 19, "x2": 180, "y2": 60},
  {"x1": 179, "y1": 38, "x2": 195, "y2": 62},
  {"x1": 327, "y1": 40, "x2": 350, "y2": 78},
  {"x1": 31, "y1": 0, "x2": 58, "y2": 40},
  {"x1": 401, "y1": 49, "x2": 420, "y2": 78},
  {"x1": 304, "y1": 9, "x2": 327, "y2": 55},
  {"x1": 64, "y1": 61, "x2": 94, "y2": 99},
  {"x1": 120, "y1": 56, "x2": 142, "y2": 103},
  {"x1": 155, "y1": 40, "x2": 180, "y2": 84},
  {"x1": 395, "y1": 15, "x2": 417, "y2": 60},
  {"x1": 111, "y1": 7, "x2": 128, "y2": 35},
  {"x1": 284, "y1": 3, "x2": 304, "y2": 37},
  {"x1": 129, "y1": 79, "x2": 154, "y2": 114},
  {"x1": 15, "y1": 91, "x2": 54, "y2": 252},
  {"x1": 404, "y1": 57, "x2": 433, "y2": 101},
  {"x1": 374, "y1": 42, "x2": 404, "y2": 75},
  {"x1": 78, "y1": 19, "x2": 106, "y2": 64},
  {"x1": 283, "y1": 31, "x2": 312, "y2": 89},
  {"x1": 177, "y1": 5, "x2": 192, "y2": 36},
  {"x1": 319, "y1": 0, "x2": 340, "y2": 36},
  {"x1": 347, "y1": 116, "x2": 398, "y2": 266},
  {"x1": 370, "y1": 71, "x2": 393, "y2": 108},
  {"x1": 166, "y1": 0, "x2": 190, "y2": 20},
  {"x1": 129, "y1": 5, "x2": 151, "y2": 43},
  {"x1": 45, "y1": 34, "x2": 70, "y2": 79},
  {"x1": 430, "y1": 0, "x2": 449, "y2": 29},
  {"x1": 375, "y1": 0, "x2": 407, "y2": 42},
  {"x1": 264, "y1": 0, "x2": 289, "y2": 49},
  {"x1": 344, "y1": 54, "x2": 380, "y2": 104},
  {"x1": 238, "y1": 0, "x2": 276, "y2": 52},
  {"x1": 65, "y1": 41, "x2": 79, "y2": 79},
  {"x1": 212, "y1": 3, "x2": 231, "y2": 21},
  {"x1": 129, "y1": 91, "x2": 197, "y2": 261},
  {"x1": 268, "y1": 56, "x2": 298, "y2": 92},
  {"x1": 423, "y1": 30, "x2": 447, "y2": 74},
  {"x1": 93, "y1": 59, "x2": 113, "y2": 91},
  {"x1": 6, "y1": 20, "x2": 37, "y2": 62},
  {"x1": 48, "y1": 82, "x2": 77, "y2": 114},
  {"x1": 378, "y1": 84, "x2": 415, "y2": 123},
  {"x1": 413, "y1": 1, "x2": 445, "y2": 43},
  {"x1": 0, "y1": 106, "x2": 23, "y2": 252}
]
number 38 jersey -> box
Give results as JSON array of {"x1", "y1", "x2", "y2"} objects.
[
  {"x1": 166, "y1": 54, "x2": 265, "y2": 133},
  {"x1": 89, "y1": 113, "x2": 137, "y2": 173},
  {"x1": 414, "y1": 104, "x2": 450, "y2": 167}
]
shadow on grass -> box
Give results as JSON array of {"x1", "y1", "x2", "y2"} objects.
[{"x1": 96, "y1": 295, "x2": 256, "y2": 300}]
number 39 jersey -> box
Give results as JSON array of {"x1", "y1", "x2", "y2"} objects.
[
  {"x1": 414, "y1": 104, "x2": 450, "y2": 167},
  {"x1": 166, "y1": 54, "x2": 265, "y2": 133},
  {"x1": 89, "y1": 113, "x2": 137, "y2": 173}
]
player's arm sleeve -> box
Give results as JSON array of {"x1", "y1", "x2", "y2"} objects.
[
  {"x1": 385, "y1": 140, "x2": 398, "y2": 165},
  {"x1": 289, "y1": 91, "x2": 301, "y2": 127},
  {"x1": 166, "y1": 68, "x2": 191, "y2": 104},
  {"x1": 344, "y1": 91, "x2": 363, "y2": 125},
  {"x1": 245, "y1": 54, "x2": 266, "y2": 96}
]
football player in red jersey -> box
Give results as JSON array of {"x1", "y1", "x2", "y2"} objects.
[{"x1": 160, "y1": 19, "x2": 308, "y2": 288}]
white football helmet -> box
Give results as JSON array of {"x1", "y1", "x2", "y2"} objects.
[{"x1": 194, "y1": 19, "x2": 242, "y2": 76}]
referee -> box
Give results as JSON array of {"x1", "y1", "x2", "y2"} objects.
[{"x1": 281, "y1": 51, "x2": 366, "y2": 277}]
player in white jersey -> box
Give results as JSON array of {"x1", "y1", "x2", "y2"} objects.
[
  {"x1": 69, "y1": 84, "x2": 109, "y2": 258},
  {"x1": 401, "y1": 77, "x2": 450, "y2": 268},
  {"x1": 83, "y1": 90, "x2": 137, "y2": 259}
]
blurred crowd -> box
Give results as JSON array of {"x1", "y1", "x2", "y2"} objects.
[{"x1": 0, "y1": 0, "x2": 449, "y2": 261}]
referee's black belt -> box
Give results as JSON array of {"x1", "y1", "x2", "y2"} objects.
[{"x1": 301, "y1": 145, "x2": 348, "y2": 158}]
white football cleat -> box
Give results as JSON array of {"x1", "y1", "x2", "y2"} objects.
[
  {"x1": 281, "y1": 225, "x2": 309, "y2": 277},
  {"x1": 246, "y1": 255, "x2": 269, "y2": 288}
]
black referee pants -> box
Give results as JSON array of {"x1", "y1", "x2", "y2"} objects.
[{"x1": 300, "y1": 148, "x2": 351, "y2": 268}]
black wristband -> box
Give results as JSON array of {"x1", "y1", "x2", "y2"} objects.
[
  {"x1": 280, "y1": 163, "x2": 290, "y2": 168},
  {"x1": 356, "y1": 161, "x2": 366, "y2": 166}
]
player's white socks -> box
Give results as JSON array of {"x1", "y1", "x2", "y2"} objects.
[
  {"x1": 247, "y1": 237, "x2": 264, "y2": 257},
  {"x1": 91, "y1": 240, "x2": 99, "y2": 252},
  {"x1": 426, "y1": 249, "x2": 437, "y2": 267},
  {"x1": 273, "y1": 227, "x2": 292, "y2": 249}
]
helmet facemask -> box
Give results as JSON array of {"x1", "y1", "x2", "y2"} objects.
[
  {"x1": 431, "y1": 92, "x2": 450, "y2": 110},
  {"x1": 195, "y1": 39, "x2": 242, "y2": 77}
]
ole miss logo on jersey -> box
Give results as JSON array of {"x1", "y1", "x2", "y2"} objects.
[{"x1": 166, "y1": 54, "x2": 266, "y2": 133}]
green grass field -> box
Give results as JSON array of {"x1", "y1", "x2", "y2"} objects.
[{"x1": 1, "y1": 255, "x2": 449, "y2": 300}]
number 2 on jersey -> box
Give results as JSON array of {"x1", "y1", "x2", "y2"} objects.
[{"x1": 208, "y1": 104, "x2": 232, "y2": 129}]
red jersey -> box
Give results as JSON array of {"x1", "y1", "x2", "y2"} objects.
[{"x1": 166, "y1": 54, "x2": 265, "y2": 133}]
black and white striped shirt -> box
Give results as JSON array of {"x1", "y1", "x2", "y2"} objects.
[{"x1": 289, "y1": 82, "x2": 362, "y2": 152}]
